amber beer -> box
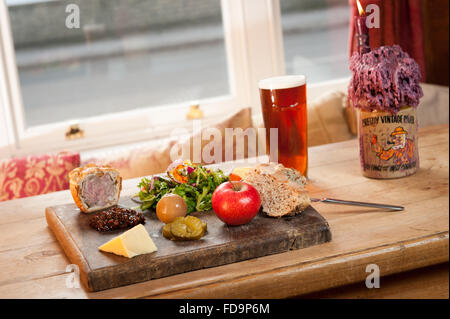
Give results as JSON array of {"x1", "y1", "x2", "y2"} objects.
[{"x1": 259, "y1": 75, "x2": 308, "y2": 176}]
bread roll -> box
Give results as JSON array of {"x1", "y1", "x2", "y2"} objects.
[
  {"x1": 69, "y1": 164, "x2": 122, "y2": 213},
  {"x1": 243, "y1": 163, "x2": 310, "y2": 217}
]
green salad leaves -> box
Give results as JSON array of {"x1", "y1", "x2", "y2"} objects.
[{"x1": 137, "y1": 161, "x2": 229, "y2": 214}]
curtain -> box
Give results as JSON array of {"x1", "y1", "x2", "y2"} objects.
[{"x1": 348, "y1": 0, "x2": 426, "y2": 81}]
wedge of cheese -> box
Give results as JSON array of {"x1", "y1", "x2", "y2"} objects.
[{"x1": 99, "y1": 224, "x2": 157, "y2": 258}]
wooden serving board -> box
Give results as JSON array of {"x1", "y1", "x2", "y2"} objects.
[{"x1": 46, "y1": 196, "x2": 332, "y2": 292}]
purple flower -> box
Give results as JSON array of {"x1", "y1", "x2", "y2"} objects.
[{"x1": 187, "y1": 166, "x2": 195, "y2": 174}]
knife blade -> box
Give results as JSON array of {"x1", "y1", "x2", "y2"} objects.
[{"x1": 310, "y1": 197, "x2": 404, "y2": 211}]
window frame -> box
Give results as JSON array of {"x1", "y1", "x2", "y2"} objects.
[{"x1": 0, "y1": 0, "x2": 17, "y2": 158}]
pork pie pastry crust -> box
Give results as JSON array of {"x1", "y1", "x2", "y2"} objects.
[{"x1": 69, "y1": 164, "x2": 122, "y2": 213}]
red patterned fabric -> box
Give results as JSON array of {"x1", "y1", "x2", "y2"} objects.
[{"x1": 0, "y1": 151, "x2": 80, "y2": 202}]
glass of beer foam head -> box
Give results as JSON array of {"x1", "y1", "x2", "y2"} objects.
[{"x1": 258, "y1": 75, "x2": 308, "y2": 176}]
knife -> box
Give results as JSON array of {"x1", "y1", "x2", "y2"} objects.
[{"x1": 310, "y1": 197, "x2": 404, "y2": 211}]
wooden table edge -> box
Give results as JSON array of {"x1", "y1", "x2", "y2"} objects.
[{"x1": 118, "y1": 232, "x2": 448, "y2": 299}]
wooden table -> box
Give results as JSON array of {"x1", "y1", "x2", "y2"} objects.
[{"x1": 0, "y1": 124, "x2": 448, "y2": 299}]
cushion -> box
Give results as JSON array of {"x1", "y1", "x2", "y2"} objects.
[
  {"x1": 0, "y1": 151, "x2": 80, "y2": 201},
  {"x1": 416, "y1": 83, "x2": 449, "y2": 127},
  {"x1": 307, "y1": 90, "x2": 355, "y2": 147},
  {"x1": 171, "y1": 107, "x2": 256, "y2": 164}
]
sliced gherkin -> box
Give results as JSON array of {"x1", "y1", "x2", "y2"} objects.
[
  {"x1": 162, "y1": 223, "x2": 174, "y2": 240},
  {"x1": 170, "y1": 221, "x2": 189, "y2": 239},
  {"x1": 162, "y1": 216, "x2": 207, "y2": 241}
]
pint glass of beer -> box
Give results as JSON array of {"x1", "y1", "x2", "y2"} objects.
[{"x1": 258, "y1": 75, "x2": 308, "y2": 176}]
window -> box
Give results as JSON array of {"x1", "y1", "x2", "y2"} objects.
[
  {"x1": 280, "y1": 0, "x2": 350, "y2": 83},
  {"x1": 1, "y1": 0, "x2": 351, "y2": 158},
  {"x1": 8, "y1": 0, "x2": 230, "y2": 127}
]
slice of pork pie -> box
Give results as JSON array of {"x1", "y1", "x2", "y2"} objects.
[{"x1": 69, "y1": 164, "x2": 122, "y2": 213}]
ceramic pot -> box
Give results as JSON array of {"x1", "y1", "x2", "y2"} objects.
[{"x1": 357, "y1": 106, "x2": 419, "y2": 179}]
